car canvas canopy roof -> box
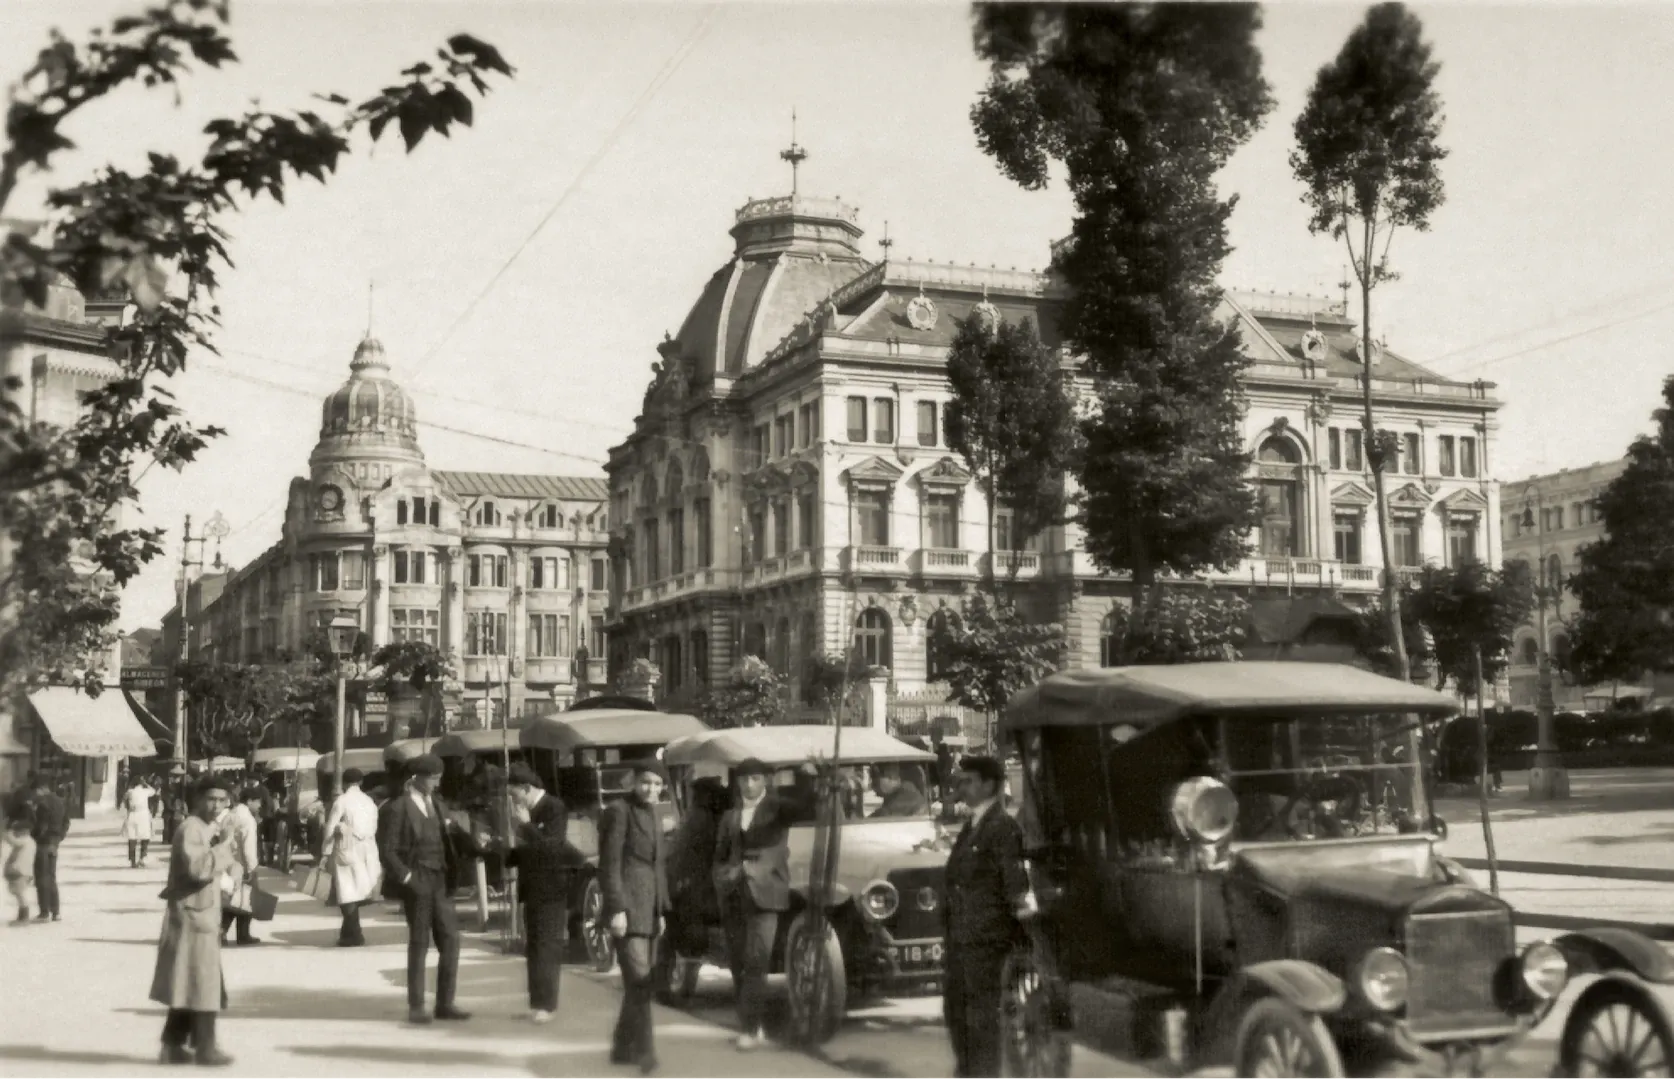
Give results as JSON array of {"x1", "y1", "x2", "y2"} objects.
[
  {"x1": 664, "y1": 725, "x2": 933, "y2": 769},
  {"x1": 1004, "y1": 662, "x2": 1458, "y2": 733},
  {"x1": 317, "y1": 748, "x2": 387, "y2": 774},
  {"x1": 252, "y1": 747, "x2": 320, "y2": 771},
  {"x1": 384, "y1": 737, "x2": 443, "y2": 764},
  {"x1": 434, "y1": 730, "x2": 523, "y2": 758},
  {"x1": 520, "y1": 710, "x2": 708, "y2": 753}
]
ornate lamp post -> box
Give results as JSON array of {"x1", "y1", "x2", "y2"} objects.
[
  {"x1": 327, "y1": 614, "x2": 360, "y2": 802},
  {"x1": 1520, "y1": 486, "x2": 1569, "y2": 799}
]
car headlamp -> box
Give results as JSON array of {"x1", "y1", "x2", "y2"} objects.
[
  {"x1": 1354, "y1": 946, "x2": 1410, "y2": 1012},
  {"x1": 1520, "y1": 941, "x2": 1569, "y2": 1000},
  {"x1": 1168, "y1": 776, "x2": 1238, "y2": 845},
  {"x1": 861, "y1": 880, "x2": 899, "y2": 921}
]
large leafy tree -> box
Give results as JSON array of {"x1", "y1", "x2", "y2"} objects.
[
  {"x1": 1291, "y1": 2, "x2": 1447, "y2": 681},
  {"x1": 1568, "y1": 375, "x2": 1674, "y2": 683},
  {"x1": 970, "y1": 3, "x2": 1271, "y2": 601},
  {"x1": 178, "y1": 660, "x2": 333, "y2": 760},
  {"x1": 930, "y1": 592, "x2": 1066, "y2": 746},
  {"x1": 696, "y1": 655, "x2": 785, "y2": 730},
  {"x1": 0, "y1": 0, "x2": 512, "y2": 700},
  {"x1": 1405, "y1": 562, "x2": 1534, "y2": 698},
  {"x1": 944, "y1": 314, "x2": 1078, "y2": 568},
  {"x1": 1099, "y1": 591, "x2": 1249, "y2": 666},
  {"x1": 369, "y1": 639, "x2": 454, "y2": 735}
]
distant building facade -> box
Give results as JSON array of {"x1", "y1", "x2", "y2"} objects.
[{"x1": 605, "y1": 183, "x2": 1506, "y2": 724}]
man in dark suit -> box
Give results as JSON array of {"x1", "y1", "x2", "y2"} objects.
[
  {"x1": 599, "y1": 759, "x2": 669, "y2": 1073},
  {"x1": 504, "y1": 763, "x2": 584, "y2": 1024},
  {"x1": 713, "y1": 758, "x2": 817, "y2": 1051},
  {"x1": 942, "y1": 755, "x2": 1033, "y2": 1078},
  {"x1": 376, "y1": 755, "x2": 471, "y2": 1026},
  {"x1": 27, "y1": 773, "x2": 67, "y2": 922}
]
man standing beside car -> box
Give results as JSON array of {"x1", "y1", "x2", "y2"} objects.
[
  {"x1": 504, "y1": 763, "x2": 583, "y2": 1024},
  {"x1": 942, "y1": 754, "x2": 1033, "y2": 1078},
  {"x1": 378, "y1": 755, "x2": 471, "y2": 1026}
]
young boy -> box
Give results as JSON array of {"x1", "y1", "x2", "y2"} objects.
[{"x1": 3, "y1": 814, "x2": 37, "y2": 924}]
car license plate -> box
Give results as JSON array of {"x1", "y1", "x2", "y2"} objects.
[{"x1": 889, "y1": 943, "x2": 944, "y2": 968}]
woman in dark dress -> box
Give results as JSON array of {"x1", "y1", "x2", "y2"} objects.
[{"x1": 598, "y1": 760, "x2": 669, "y2": 1073}]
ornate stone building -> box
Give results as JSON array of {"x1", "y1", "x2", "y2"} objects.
[
  {"x1": 605, "y1": 182, "x2": 1506, "y2": 717},
  {"x1": 189, "y1": 335, "x2": 611, "y2": 733}
]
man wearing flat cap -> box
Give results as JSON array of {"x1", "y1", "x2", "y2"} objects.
[
  {"x1": 942, "y1": 754, "x2": 1033, "y2": 1078},
  {"x1": 713, "y1": 757, "x2": 818, "y2": 1051},
  {"x1": 504, "y1": 762, "x2": 584, "y2": 1023},
  {"x1": 322, "y1": 767, "x2": 381, "y2": 947},
  {"x1": 377, "y1": 754, "x2": 471, "y2": 1025},
  {"x1": 599, "y1": 759, "x2": 670, "y2": 1071}
]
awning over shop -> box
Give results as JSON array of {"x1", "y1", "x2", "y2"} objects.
[
  {"x1": 122, "y1": 690, "x2": 173, "y2": 745},
  {"x1": 27, "y1": 686, "x2": 157, "y2": 757}
]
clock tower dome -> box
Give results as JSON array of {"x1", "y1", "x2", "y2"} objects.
[{"x1": 307, "y1": 334, "x2": 426, "y2": 514}]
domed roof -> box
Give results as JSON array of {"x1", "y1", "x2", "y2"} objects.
[
  {"x1": 672, "y1": 195, "x2": 872, "y2": 383},
  {"x1": 312, "y1": 334, "x2": 423, "y2": 468}
]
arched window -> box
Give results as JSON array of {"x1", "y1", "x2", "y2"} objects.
[
  {"x1": 853, "y1": 607, "x2": 893, "y2": 671},
  {"x1": 641, "y1": 474, "x2": 658, "y2": 510},
  {"x1": 691, "y1": 449, "x2": 710, "y2": 486},
  {"x1": 743, "y1": 621, "x2": 767, "y2": 661},
  {"x1": 797, "y1": 611, "x2": 817, "y2": 676},
  {"x1": 1551, "y1": 631, "x2": 1572, "y2": 667},
  {"x1": 1545, "y1": 554, "x2": 1564, "y2": 592},
  {"x1": 926, "y1": 608, "x2": 960, "y2": 681},
  {"x1": 666, "y1": 459, "x2": 685, "y2": 497},
  {"x1": 1099, "y1": 609, "x2": 1122, "y2": 668},
  {"x1": 1257, "y1": 436, "x2": 1303, "y2": 558},
  {"x1": 1519, "y1": 637, "x2": 1539, "y2": 665},
  {"x1": 475, "y1": 500, "x2": 502, "y2": 527},
  {"x1": 772, "y1": 616, "x2": 791, "y2": 673},
  {"x1": 690, "y1": 629, "x2": 710, "y2": 687},
  {"x1": 663, "y1": 634, "x2": 684, "y2": 692}
]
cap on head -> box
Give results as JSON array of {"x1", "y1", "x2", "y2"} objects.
[
  {"x1": 629, "y1": 759, "x2": 669, "y2": 785},
  {"x1": 342, "y1": 767, "x2": 365, "y2": 786},
  {"x1": 506, "y1": 763, "x2": 544, "y2": 789},
  {"x1": 734, "y1": 757, "x2": 772, "y2": 778},
  {"x1": 959, "y1": 754, "x2": 1005, "y2": 785},
  {"x1": 407, "y1": 754, "x2": 444, "y2": 778}
]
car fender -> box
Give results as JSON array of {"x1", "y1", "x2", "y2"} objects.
[
  {"x1": 1557, "y1": 928, "x2": 1674, "y2": 984},
  {"x1": 790, "y1": 882, "x2": 852, "y2": 911},
  {"x1": 1195, "y1": 960, "x2": 1347, "y2": 1068}
]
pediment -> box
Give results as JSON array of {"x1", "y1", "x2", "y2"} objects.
[
  {"x1": 916, "y1": 456, "x2": 973, "y2": 488},
  {"x1": 1387, "y1": 482, "x2": 1433, "y2": 510},
  {"x1": 1438, "y1": 486, "x2": 1491, "y2": 513},
  {"x1": 1330, "y1": 481, "x2": 1376, "y2": 508},
  {"x1": 844, "y1": 455, "x2": 905, "y2": 487}
]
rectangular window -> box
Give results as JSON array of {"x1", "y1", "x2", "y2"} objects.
[
  {"x1": 1391, "y1": 516, "x2": 1421, "y2": 568},
  {"x1": 341, "y1": 551, "x2": 366, "y2": 590},
  {"x1": 925, "y1": 493, "x2": 959, "y2": 549},
  {"x1": 846, "y1": 396, "x2": 867, "y2": 442},
  {"x1": 1448, "y1": 517, "x2": 1479, "y2": 567},
  {"x1": 428, "y1": 499, "x2": 441, "y2": 526},
  {"x1": 591, "y1": 615, "x2": 606, "y2": 657},
  {"x1": 1460, "y1": 436, "x2": 1478, "y2": 479},
  {"x1": 1438, "y1": 435, "x2": 1457, "y2": 477},
  {"x1": 390, "y1": 608, "x2": 440, "y2": 646},
  {"x1": 668, "y1": 509, "x2": 685, "y2": 575},
  {"x1": 643, "y1": 519, "x2": 660, "y2": 582},
  {"x1": 1329, "y1": 428, "x2": 1342, "y2": 470},
  {"x1": 754, "y1": 424, "x2": 769, "y2": 464},
  {"x1": 396, "y1": 501, "x2": 408, "y2": 525},
  {"x1": 1333, "y1": 513, "x2": 1363, "y2": 565},
  {"x1": 797, "y1": 489, "x2": 816, "y2": 550},
  {"x1": 774, "y1": 416, "x2": 790, "y2": 458},
  {"x1": 798, "y1": 403, "x2": 816, "y2": 447},
  {"x1": 395, "y1": 550, "x2": 410, "y2": 584},
  {"x1": 694, "y1": 499, "x2": 712, "y2": 569},
  {"x1": 772, "y1": 495, "x2": 790, "y2": 557},
  {"x1": 856, "y1": 490, "x2": 890, "y2": 547},
  {"x1": 873, "y1": 397, "x2": 895, "y2": 444},
  {"x1": 530, "y1": 556, "x2": 568, "y2": 590},
  {"x1": 1402, "y1": 433, "x2": 1421, "y2": 475},
  {"x1": 466, "y1": 611, "x2": 508, "y2": 656},
  {"x1": 748, "y1": 505, "x2": 766, "y2": 564},
  {"x1": 917, "y1": 401, "x2": 938, "y2": 447},
  {"x1": 1345, "y1": 429, "x2": 1364, "y2": 472},
  {"x1": 312, "y1": 553, "x2": 339, "y2": 592},
  {"x1": 526, "y1": 613, "x2": 571, "y2": 658},
  {"x1": 590, "y1": 555, "x2": 607, "y2": 591},
  {"x1": 1554, "y1": 506, "x2": 1565, "y2": 530}
]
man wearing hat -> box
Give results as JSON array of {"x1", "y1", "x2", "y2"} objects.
[
  {"x1": 149, "y1": 773, "x2": 238, "y2": 1066},
  {"x1": 712, "y1": 758, "x2": 817, "y2": 1051},
  {"x1": 377, "y1": 754, "x2": 471, "y2": 1025},
  {"x1": 504, "y1": 763, "x2": 584, "y2": 1023},
  {"x1": 599, "y1": 759, "x2": 670, "y2": 1072},
  {"x1": 321, "y1": 767, "x2": 381, "y2": 947},
  {"x1": 942, "y1": 754, "x2": 1033, "y2": 1078}
]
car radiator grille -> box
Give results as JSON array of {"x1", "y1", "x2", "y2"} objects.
[
  {"x1": 886, "y1": 868, "x2": 944, "y2": 941},
  {"x1": 1404, "y1": 909, "x2": 1515, "y2": 1038}
]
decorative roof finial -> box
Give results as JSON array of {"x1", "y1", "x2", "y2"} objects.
[
  {"x1": 1338, "y1": 264, "x2": 1352, "y2": 313},
  {"x1": 879, "y1": 220, "x2": 893, "y2": 259},
  {"x1": 366, "y1": 279, "x2": 375, "y2": 337},
  {"x1": 780, "y1": 107, "x2": 808, "y2": 196}
]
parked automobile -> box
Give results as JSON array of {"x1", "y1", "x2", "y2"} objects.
[
  {"x1": 999, "y1": 661, "x2": 1674, "y2": 1078},
  {"x1": 659, "y1": 725, "x2": 951, "y2": 1045},
  {"x1": 517, "y1": 708, "x2": 710, "y2": 970},
  {"x1": 252, "y1": 747, "x2": 320, "y2": 871}
]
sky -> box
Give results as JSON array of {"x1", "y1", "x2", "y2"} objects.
[{"x1": 5, "y1": 1, "x2": 1672, "y2": 633}]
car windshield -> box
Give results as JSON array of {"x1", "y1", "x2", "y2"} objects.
[
  {"x1": 770, "y1": 762, "x2": 933, "y2": 823},
  {"x1": 1219, "y1": 713, "x2": 1428, "y2": 842}
]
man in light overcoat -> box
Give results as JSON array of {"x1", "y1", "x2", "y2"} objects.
[
  {"x1": 150, "y1": 773, "x2": 239, "y2": 1066},
  {"x1": 321, "y1": 767, "x2": 381, "y2": 947}
]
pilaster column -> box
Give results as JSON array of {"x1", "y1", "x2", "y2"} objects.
[
  {"x1": 444, "y1": 547, "x2": 465, "y2": 658},
  {"x1": 371, "y1": 545, "x2": 391, "y2": 647}
]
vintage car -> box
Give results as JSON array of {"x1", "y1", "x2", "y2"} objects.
[
  {"x1": 659, "y1": 725, "x2": 951, "y2": 1045},
  {"x1": 252, "y1": 747, "x2": 320, "y2": 870},
  {"x1": 999, "y1": 662, "x2": 1674, "y2": 1078},
  {"x1": 517, "y1": 708, "x2": 710, "y2": 970}
]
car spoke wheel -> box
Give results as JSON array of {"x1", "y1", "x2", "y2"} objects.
[
  {"x1": 580, "y1": 877, "x2": 615, "y2": 973},
  {"x1": 1000, "y1": 947, "x2": 1070, "y2": 1078},
  {"x1": 1562, "y1": 982, "x2": 1674, "y2": 1078},
  {"x1": 785, "y1": 911, "x2": 845, "y2": 1047},
  {"x1": 1234, "y1": 998, "x2": 1345, "y2": 1078}
]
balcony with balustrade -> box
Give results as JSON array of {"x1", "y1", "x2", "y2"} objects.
[
  {"x1": 843, "y1": 545, "x2": 905, "y2": 576},
  {"x1": 981, "y1": 550, "x2": 1041, "y2": 581},
  {"x1": 914, "y1": 548, "x2": 976, "y2": 579}
]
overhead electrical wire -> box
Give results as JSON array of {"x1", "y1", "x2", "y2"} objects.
[
  {"x1": 1423, "y1": 277, "x2": 1674, "y2": 368},
  {"x1": 1432, "y1": 294, "x2": 1674, "y2": 378}
]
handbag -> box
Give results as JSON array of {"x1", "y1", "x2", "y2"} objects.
[
  {"x1": 299, "y1": 865, "x2": 332, "y2": 902},
  {"x1": 248, "y1": 884, "x2": 279, "y2": 921}
]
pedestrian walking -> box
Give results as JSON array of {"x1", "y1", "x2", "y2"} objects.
[
  {"x1": 941, "y1": 755, "x2": 1033, "y2": 1078},
  {"x1": 219, "y1": 787, "x2": 263, "y2": 947},
  {"x1": 504, "y1": 762, "x2": 583, "y2": 1023},
  {"x1": 123, "y1": 775, "x2": 158, "y2": 868},
  {"x1": 599, "y1": 759, "x2": 669, "y2": 1073},
  {"x1": 321, "y1": 767, "x2": 381, "y2": 947},
  {"x1": 4, "y1": 814, "x2": 37, "y2": 924},
  {"x1": 712, "y1": 758, "x2": 817, "y2": 1052},
  {"x1": 377, "y1": 754, "x2": 471, "y2": 1025},
  {"x1": 150, "y1": 773, "x2": 238, "y2": 1067},
  {"x1": 26, "y1": 773, "x2": 67, "y2": 922}
]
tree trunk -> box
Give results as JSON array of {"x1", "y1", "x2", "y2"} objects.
[{"x1": 1360, "y1": 223, "x2": 1410, "y2": 684}]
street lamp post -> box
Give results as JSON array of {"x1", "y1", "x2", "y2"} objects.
[
  {"x1": 1520, "y1": 486, "x2": 1570, "y2": 800},
  {"x1": 327, "y1": 614, "x2": 360, "y2": 803}
]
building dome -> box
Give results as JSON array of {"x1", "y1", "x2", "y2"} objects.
[{"x1": 309, "y1": 334, "x2": 424, "y2": 474}]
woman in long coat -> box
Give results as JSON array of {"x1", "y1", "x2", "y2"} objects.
[
  {"x1": 320, "y1": 767, "x2": 381, "y2": 946},
  {"x1": 150, "y1": 774, "x2": 238, "y2": 1066},
  {"x1": 599, "y1": 760, "x2": 669, "y2": 1073}
]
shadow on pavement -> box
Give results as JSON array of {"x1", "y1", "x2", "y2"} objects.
[
  {"x1": 71, "y1": 937, "x2": 158, "y2": 947},
  {"x1": 223, "y1": 985, "x2": 403, "y2": 1024},
  {"x1": 0, "y1": 1044, "x2": 163, "y2": 1068},
  {"x1": 270, "y1": 925, "x2": 408, "y2": 949},
  {"x1": 285, "y1": 1044, "x2": 525, "y2": 1069}
]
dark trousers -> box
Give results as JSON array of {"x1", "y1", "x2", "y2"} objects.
[
  {"x1": 339, "y1": 902, "x2": 364, "y2": 945},
  {"x1": 127, "y1": 839, "x2": 150, "y2": 865},
  {"x1": 944, "y1": 941, "x2": 1009, "y2": 1078},
  {"x1": 33, "y1": 846, "x2": 58, "y2": 917},
  {"x1": 524, "y1": 898, "x2": 567, "y2": 1012},
  {"x1": 221, "y1": 910, "x2": 254, "y2": 942},
  {"x1": 723, "y1": 890, "x2": 778, "y2": 1034},
  {"x1": 160, "y1": 1008, "x2": 216, "y2": 1050},
  {"x1": 401, "y1": 870, "x2": 460, "y2": 1010},
  {"x1": 611, "y1": 934, "x2": 656, "y2": 1064}
]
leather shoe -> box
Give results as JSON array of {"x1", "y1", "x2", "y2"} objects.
[
  {"x1": 194, "y1": 1048, "x2": 234, "y2": 1068},
  {"x1": 159, "y1": 1045, "x2": 192, "y2": 1065},
  {"x1": 639, "y1": 1055, "x2": 659, "y2": 1075},
  {"x1": 336, "y1": 937, "x2": 365, "y2": 948},
  {"x1": 434, "y1": 1005, "x2": 472, "y2": 1021},
  {"x1": 407, "y1": 1009, "x2": 433, "y2": 1025}
]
